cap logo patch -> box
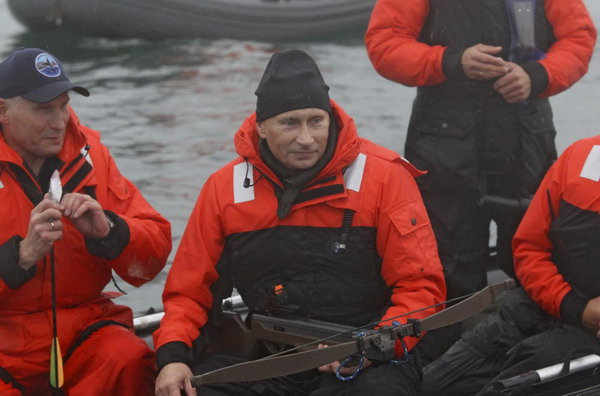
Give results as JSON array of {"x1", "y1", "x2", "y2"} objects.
[
  {"x1": 285, "y1": 91, "x2": 309, "y2": 101},
  {"x1": 34, "y1": 53, "x2": 61, "y2": 78}
]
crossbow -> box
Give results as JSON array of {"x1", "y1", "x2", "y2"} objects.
[{"x1": 191, "y1": 278, "x2": 516, "y2": 387}]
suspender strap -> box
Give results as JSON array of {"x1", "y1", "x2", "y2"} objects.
[
  {"x1": 63, "y1": 320, "x2": 130, "y2": 363},
  {"x1": 0, "y1": 367, "x2": 26, "y2": 394},
  {"x1": 7, "y1": 163, "x2": 44, "y2": 206},
  {"x1": 61, "y1": 161, "x2": 93, "y2": 194},
  {"x1": 6, "y1": 156, "x2": 93, "y2": 206}
]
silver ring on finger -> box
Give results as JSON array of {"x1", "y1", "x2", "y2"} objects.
[
  {"x1": 50, "y1": 221, "x2": 55, "y2": 231},
  {"x1": 480, "y1": 70, "x2": 484, "y2": 76}
]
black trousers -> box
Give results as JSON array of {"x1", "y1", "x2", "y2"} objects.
[
  {"x1": 414, "y1": 186, "x2": 527, "y2": 365},
  {"x1": 421, "y1": 288, "x2": 600, "y2": 395}
]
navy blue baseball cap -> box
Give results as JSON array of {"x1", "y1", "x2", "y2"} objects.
[{"x1": 0, "y1": 48, "x2": 89, "y2": 103}]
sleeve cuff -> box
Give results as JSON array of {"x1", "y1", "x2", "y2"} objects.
[
  {"x1": 442, "y1": 47, "x2": 467, "y2": 80},
  {"x1": 0, "y1": 236, "x2": 37, "y2": 289},
  {"x1": 156, "y1": 341, "x2": 191, "y2": 371},
  {"x1": 521, "y1": 61, "x2": 549, "y2": 98},
  {"x1": 85, "y1": 210, "x2": 130, "y2": 260},
  {"x1": 559, "y1": 290, "x2": 588, "y2": 327}
]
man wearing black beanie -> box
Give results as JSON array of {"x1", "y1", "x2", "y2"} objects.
[
  {"x1": 155, "y1": 50, "x2": 446, "y2": 396},
  {"x1": 255, "y1": 50, "x2": 338, "y2": 219}
]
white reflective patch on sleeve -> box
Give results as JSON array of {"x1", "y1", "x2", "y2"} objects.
[
  {"x1": 234, "y1": 162, "x2": 255, "y2": 203},
  {"x1": 580, "y1": 145, "x2": 600, "y2": 182},
  {"x1": 344, "y1": 153, "x2": 366, "y2": 192}
]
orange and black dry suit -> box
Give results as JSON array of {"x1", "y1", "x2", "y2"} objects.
[
  {"x1": 421, "y1": 136, "x2": 600, "y2": 395},
  {"x1": 514, "y1": 135, "x2": 600, "y2": 329},
  {"x1": 365, "y1": 0, "x2": 596, "y2": 298},
  {"x1": 154, "y1": 101, "x2": 446, "y2": 379},
  {"x1": 0, "y1": 109, "x2": 172, "y2": 395}
]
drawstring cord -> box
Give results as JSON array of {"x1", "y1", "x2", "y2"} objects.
[
  {"x1": 243, "y1": 159, "x2": 263, "y2": 188},
  {"x1": 111, "y1": 275, "x2": 128, "y2": 295}
]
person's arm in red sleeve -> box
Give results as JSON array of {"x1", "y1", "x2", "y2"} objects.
[
  {"x1": 535, "y1": 0, "x2": 597, "y2": 97},
  {"x1": 375, "y1": 161, "x2": 446, "y2": 356},
  {"x1": 365, "y1": 0, "x2": 447, "y2": 87},
  {"x1": 153, "y1": 174, "x2": 225, "y2": 370},
  {"x1": 88, "y1": 145, "x2": 172, "y2": 287},
  {"x1": 513, "y1": 147, "x2": 573, "y2": 320}
]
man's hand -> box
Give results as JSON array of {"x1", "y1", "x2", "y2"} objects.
[
  {"x1": 462, "y1": 44, "x2": 509, "y2": 81},
  {"x1": 59, "y1": 193, "x2": 111, "y2": 239},
  {"x1": 493, "y1": 62, "x2": 532, "y2": 103},
  {"x1": 19, "y1": 197, "x2": 63, "y2": 270},
  {"x1": 316, "y1": 344, "x2": 373, "y2": 376},
  {"x1": 155, "y1": 363, "x2": 197, "y2": 396},
  {"x1": 582, "y1": 296, "x2": 600, "y2": 338}
]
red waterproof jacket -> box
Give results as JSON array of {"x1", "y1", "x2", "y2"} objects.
[
  {"x1": 154, "y1": 101, "x2": 445, "y2": 367},
  {"x1": 514, "y1": 136, "x2": 600, "y2": 327},
  {"x1": 0, "y1": 109, "x2": 171, "y2": 374},
  {"x1": 365, "y1": 0, "x2": 596, "y2": 98}
]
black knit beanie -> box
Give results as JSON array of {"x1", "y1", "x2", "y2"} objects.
[{"x1": 255, "y1": 50, "x2": 331, "y2": 122}]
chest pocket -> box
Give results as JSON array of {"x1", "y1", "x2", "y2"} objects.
[{"x1": 408, "y1": 107, "x2": 478, "y2": 192}]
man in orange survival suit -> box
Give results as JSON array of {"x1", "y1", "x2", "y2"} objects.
[
  {"x1": 421, "y1": 135, "x2": 600, "y2": 395},
  {"x1": 154, "y1": 49, "x2": 446, "y2": 396},
  {"x1": 0, "y1": 48, "x2": 172, "y2": 395}
]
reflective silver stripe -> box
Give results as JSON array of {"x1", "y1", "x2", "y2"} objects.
[
  {"x1": 234, "y1": 162, "x2": 255, "y2": 203},
  {"x1": 81, "y1": 145, "x2": 93, "y2": 166},
  {"x1": 344, "y1": 153, "x2": 366, "y2": 192},
  {"x1": 580, "y1": 145, "x2": 600, "y2": 182}
]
